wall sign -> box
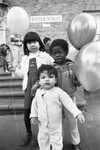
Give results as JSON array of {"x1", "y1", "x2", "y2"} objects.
[{"x1": 30, "y1": 15, "x2": 62, "y2": 23}]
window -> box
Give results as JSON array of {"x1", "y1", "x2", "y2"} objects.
[{"x1": 83, "y1": 10, "x2": 100, "y2": 41}]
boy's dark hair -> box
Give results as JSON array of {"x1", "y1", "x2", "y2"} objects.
[
  {"x1": 49, "y1": 39, "x2": 69, "y2": 55},
  {"x1": 43, "y1": 37, "x2": 51, "y2": 44},
  {"x1": 37, "y1": 64, "x2": 58, "y2": 80},
  {"x1": 23, "y1": 32, "x2": 45, "y2": 55}
]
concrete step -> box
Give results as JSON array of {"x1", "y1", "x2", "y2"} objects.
[
  {"x1": 0, "y1": 91, "x2": 24, "y2": 100},
  {"x1": 0, "y1": 99, "x2": 24, "y2": 115},
  {"x1": 0, "y1": 72, "x2": 12, "y2": 77},
  {"x1": 0, "y1": 76, "x2": 22, "y2": 82},
  {"x1": 0, "y1": 82, "x2": 22, "y2": 87},
  {"x1": 0, "y1": 72, "x2": 24, "y2": 114},
  {"x1": 0, "y1": 82, "x2": 22, "y2": 91}
]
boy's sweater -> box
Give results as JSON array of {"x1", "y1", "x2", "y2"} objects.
[{"x1": 30, "y1": 87, "x2": 82, "y2": 127}]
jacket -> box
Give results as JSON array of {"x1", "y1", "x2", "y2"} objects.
[
  {"x1": 15, "y1": 51, "x2": 54, "y2": 91},
  {"x1": 54, "y1": 59, "x2": 80, "y2": 97},
  {"x1": 30, "y1": 87, "x2": 82, "y2": 128}
]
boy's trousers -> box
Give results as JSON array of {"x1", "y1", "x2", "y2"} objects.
[
  {"x1": 38, "y1": 123, "x2": 63, "y2": 150},
  {"x1": 63, "y1": 96, "x2": 80, "y2": 145}
]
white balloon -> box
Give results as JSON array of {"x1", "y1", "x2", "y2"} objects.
[
  {"x1": 75, "y1": 42, "x2": 100, "y2": 92},
  {"x1": 7, "y1": 6, "x2": 30, "y2": 35}
]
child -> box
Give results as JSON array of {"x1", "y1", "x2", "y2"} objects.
[
  {"x1": 43, "y1": 37, "x2": 51, "y2": 53},
  {"x1": 9, "y1": 32, "x2": 54, "y2": 146},
  {"x1": 30, "y1": 64, "x2": 85, "y2": 150},
  {"x1": 49, "y1": 39, "x2": 82, "y2": 150},
  {"x1": 0, "y1": 44, "x2": 10, "y2": 72}
]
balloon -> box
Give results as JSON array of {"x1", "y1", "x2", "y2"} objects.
[
  {"x1": 7, "y1": 6, "x2": 30, "y2": 35},
  {"x1": 75, "y1": 42, "x2": 100, "y2": 92},
  {"x1": 68, "y1": 13, "x2": 97, "y2": 50}
]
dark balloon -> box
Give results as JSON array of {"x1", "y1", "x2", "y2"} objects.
[
  {"x1": 68, "y1": 13, "x2": 97, "y2": 50},
  {"x1": 75, "y1": 42, "x2": 100, "y2": 92}
]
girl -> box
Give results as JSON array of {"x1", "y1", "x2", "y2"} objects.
[{"x1": 10, "y1": 32, "x2": 54, "y2": 146}]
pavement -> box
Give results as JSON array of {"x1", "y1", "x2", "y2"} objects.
[{"x1": 0, "y1": 89, "x2": 100, "y2": 150}]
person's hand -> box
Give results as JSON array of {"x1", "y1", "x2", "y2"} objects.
[
  {"x1": 77, "y1": 114, "x2": 85, "y2": 123},
  {"x1": 8, "y1": 65, "x2": 16, "y2": 73},
  {"x1": 31, "y1": 81, "x2": 40, "y2": 96},
  {"x1": 31, "y1": 84, "x2": 38, "y2": 97},
  {"x1": 31, "y1": 117, "x2": 38, "y2": 125}
]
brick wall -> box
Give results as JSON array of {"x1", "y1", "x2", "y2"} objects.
[{"x1": 6, "y1": 0, "x2": 100, "y2": 44}]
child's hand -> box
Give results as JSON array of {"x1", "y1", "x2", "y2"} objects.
[
  {"x1": 8, "y1": 65, "x2": 16, "y2": 73},
  {"x1": 77, "y1": 114, "x2": 85, "y2": 123},
  {"x1": 31, "y1": 81, "x2": 40, "y2": 96},
  {"x1": 31, "y1": 84, "x2": 37, "y2": 96},
  {"x1": 31, "y1": 117, "x2": 38, "y2": 125}
]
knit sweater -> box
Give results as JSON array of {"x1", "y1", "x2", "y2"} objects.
[{"x1": 30, "y1": 87, "x2": 82, "y2": 127}]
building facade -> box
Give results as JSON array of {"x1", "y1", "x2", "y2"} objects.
[
  {"x1": 0, "y1": 0, "x2": 100, "y2": 67},
  {"x1": 0, "y1": 0, "x2": 100, "y2": 44}
]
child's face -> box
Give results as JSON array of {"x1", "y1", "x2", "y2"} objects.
[
  {"x1": 51, "y1": 46, "x2": 67, "y2": 65},
  {"x1": 39, "y1": 70, "x2": 57, "y2": 90},
  {"x1": 27, "y1": 41, "x2": 40, "y2": 53},
  {"x1": 45, "y1": 40, "x2": 51, "y2": 50},
  {"x1": 46, "y1": 40, "x2": 51, "y2": 47}
]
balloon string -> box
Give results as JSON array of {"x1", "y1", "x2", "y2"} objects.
[{"x1": 8, "y1": 72, "x2": 20, "y2": 137}]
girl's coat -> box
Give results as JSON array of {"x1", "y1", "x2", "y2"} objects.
[{"x1": 15, "y1": 51, "x2": 54, "y2": 90}]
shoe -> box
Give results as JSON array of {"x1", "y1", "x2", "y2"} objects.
[
  {"x1": 30, "y1": 139, "x2": 38, "y2": 146},
  {"x1": 72, "y1": 144, "x2": 81, "y2": 150},
  {"x1": 20, "y1": 133, "x2": 32, "y2": 146}
]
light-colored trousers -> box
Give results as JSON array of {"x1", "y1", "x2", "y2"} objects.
[
  {"x1": 63, "y1": 96, "x2": 80, "y2": 145},
  {"x1": 38, "y1": 123, "x2": 63, "y2": 150}
]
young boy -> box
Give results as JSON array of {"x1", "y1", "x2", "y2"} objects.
[
  {"x1": 30, "y1": 64, "x2": 85, "y2": 150},
  {"x1": 49, "y1": 39, "x2": 82, "y2": 150}
]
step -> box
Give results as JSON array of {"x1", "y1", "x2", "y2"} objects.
[
  {"x1": 0, "y1": 82, "x2": 22, "y2": 87},
  {"x1": 0, "y1": 87, "x2": 22, "y2": 92},
  {"x1": 0, "y1": 91, "x2": 24, "y2": 100},
  {"x1": 0, "y1": 82, "x2": 22, "y2": 91},
  {"x1": 0, "y1": 72, "x2": 12, "y2": 77},
  {"x1": 0, "y1": 99, "x2": 24, "y2": 115},
  {"x1": 0, "y1": 72, "x2": 24, "y2": 114},
  {"x1": 0, "y1": 76, "x2": 23, "y2": 82}
]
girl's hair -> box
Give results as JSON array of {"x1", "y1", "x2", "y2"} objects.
[
  {"x1": 37, "y1": 64, "x2": 58, "y2": 80},
  {"x1": 23, "y1": 32, "x2": 45, "y2": 55},
  {"x1": 49, "y1": 39, "x2": 69, "y2": 55}
]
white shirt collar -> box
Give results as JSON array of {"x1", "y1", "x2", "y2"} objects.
[{"x1": 29, "y1": 50, "x2": 40, "y2": 58}]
